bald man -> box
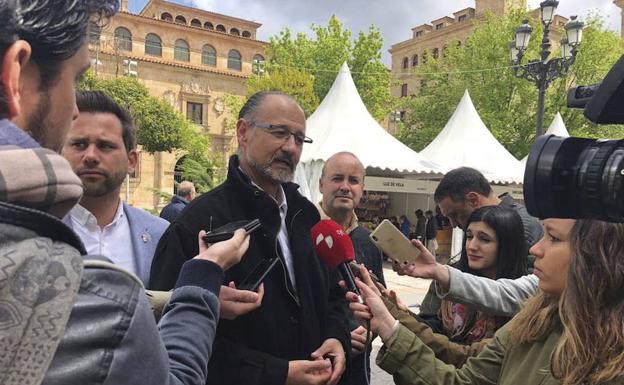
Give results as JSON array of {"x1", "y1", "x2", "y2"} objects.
[{"x1": 160, "y1": 180, "x2": 196, "y2": 222}]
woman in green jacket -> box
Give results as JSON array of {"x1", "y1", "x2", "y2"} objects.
[{"x1": 348, "y1": 218, "x2": 624, "y2": 385}]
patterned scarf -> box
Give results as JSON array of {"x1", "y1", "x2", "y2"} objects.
[{"x1": 0, "y1": 124, "x2": 84, "y2": 385}]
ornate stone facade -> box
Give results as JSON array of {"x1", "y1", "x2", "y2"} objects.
[{"x1": 91, "y1": 0, "x2": 266, "y2": 209}]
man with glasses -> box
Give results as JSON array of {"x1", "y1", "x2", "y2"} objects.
[{"x1": 150, "y1": 91, "x2": 350, "y2": 385}]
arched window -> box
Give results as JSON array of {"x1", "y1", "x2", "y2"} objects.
[
  {"x1": 161, "y1": 12, "x2": 173, "y2": 22},
  {"x1": 432, "y1": 48, "x2": 439, "y2": 59},
  {"x1": 145, "y1": 33, "x2": 162, "y2": 56},
  {"x1": 253, "y1": 54, "x2": 265, "y2": 74},
  {"x1": 204, "y1": 21, "x2": 214, "y2": 30},
  {"x1": 175, "y1": 15, "x2": 186, "y2": 25},
  {"x1": 227, "y1": 49, "x2": 242, "y2": 71},
  {"x1": 412, "y1": 54, "x2": 418, "y2": 66},
  {"x1": 242, "y1": 31, "x2": 251, "y2": 38},
  {"x1": 174, "y1": 39, "x2": 190, "y2": 62},
  {"x1": 88, "y1": 22, "x2": 101, "y2": 44},
  {"x1": 230, "y1": 28, "x2": 240, "y2": 36},
  {"x1": 191, "y1": 18, "x2": 201, "y2": 28},
  {"x1": 216, "y1": 24, "x2": 226, "y2": 33},
  {"x1": 114, "y1": 27, "x2": 132, "y2": 51},
  {"x1": 402, "y1": 57, "x2": 409, "y2": 69},
  {"x1": 202, "y1": 44, "x2": 217, "y2": 67}
]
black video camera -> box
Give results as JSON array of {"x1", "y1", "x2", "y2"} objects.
[{"x1": 523, "y1": 56, "x2": 624, "y2": 222}]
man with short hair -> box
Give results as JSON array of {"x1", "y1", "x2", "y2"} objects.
[
  {"x1": 0, "y1": 1, "x2": 249, "y2": 384},
  {"x1": 150, "y1": 91, "x2": 350, "y2": 385},
  {"x1": 318, "y1": 151, "x2": 386, "y2": 385},
  {"x1": 160, "y1": 180, "x2": 196, "y2": 222},
  {"x1": 414, "y1": 209, "x2": 426, "y2": 240},
  {"x1": 61, "y1": 90, "x2": 169, "y2": 285},
  {"x1": 434, "y1": 167, "x2": 543, "y2": 246}
]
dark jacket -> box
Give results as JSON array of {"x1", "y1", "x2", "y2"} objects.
[
  {"x1": 149, "y1": 155, "x2": 351, "y2": 385},
  {"x1": 425, "y1": 216, "x2": 438, "y2": 240},
  {"x1": 499, "y1": 193, "x2": 543, "y2": 247},
  {"x1": 160, "y1": 195, "x2": 189, "y2": 223},
  {"x1": 415, "y1": 215, "x2": 426, "y2": 240}
]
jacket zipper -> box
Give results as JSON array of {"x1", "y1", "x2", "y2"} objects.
[{"x1": 275, "y1": 207, "x2": 303, "y2": 307}]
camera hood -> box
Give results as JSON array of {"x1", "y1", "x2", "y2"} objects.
[{"x1": 584, "y1": 55, "x2": 624, "y2": 124}]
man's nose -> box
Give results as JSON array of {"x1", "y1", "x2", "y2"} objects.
[{"x1": 82, "y1": 145, "x2": 99, "y2": 164}]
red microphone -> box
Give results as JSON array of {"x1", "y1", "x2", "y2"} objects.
[{"x1": 311, "y1": 219, "x2": 363, "y2": 303}]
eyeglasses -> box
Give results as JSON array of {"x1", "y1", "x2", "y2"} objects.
[{"x1": 251, "y1": 122, "x2": 313, "y2": 145}]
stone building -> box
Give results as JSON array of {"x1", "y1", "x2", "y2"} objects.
[
  {"x1": 90, "y1": 0, "x2": 266, "y2": 209},
  {"x1": 388, "y1": 0, "x2": 569, "y2": 133}
]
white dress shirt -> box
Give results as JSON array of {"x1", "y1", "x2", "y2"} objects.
[{"x1": 68, "y1": 200, "x2": 136, "y2": 275}]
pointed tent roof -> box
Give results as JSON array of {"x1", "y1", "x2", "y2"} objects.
[
  {"x1": 299, "y1": 62, "x2": 445, "y2": 174},
  {"x1": 419, "y1": 90, "x2": 525, "y2": 184},
  {"x1": 521, "y1": 112, "x2": 569, "y2": 164}
]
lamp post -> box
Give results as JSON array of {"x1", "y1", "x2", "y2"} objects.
[{"x1": 510, "y1": 1, "x2": 584, "y2": 137}]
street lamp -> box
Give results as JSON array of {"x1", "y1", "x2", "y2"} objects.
[{"x1": 509, "y1": 3, "x2": 584, "y2": 137}]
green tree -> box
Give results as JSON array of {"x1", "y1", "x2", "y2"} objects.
[
  {"x1": 399, "y1": 11, "x2": 624, "y2": 158},
  {"x1": 247, "y1": 67, "x2": 319, "y2": 116},
  {"x1": 263, "y1": 15, "x2": 397, "y2": 120}
]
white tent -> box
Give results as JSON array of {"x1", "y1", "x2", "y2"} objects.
[
  {"x1": 295, "y1": 62, "x2": 446, "y2": 203},
  {"x1": 419, "y1": 90, "x2": 525, "y2": 184},
  {"x1": 521, "y1": 112, "x2": 570, "y2": 164}
]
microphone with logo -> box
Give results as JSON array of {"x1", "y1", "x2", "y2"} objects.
[{"x1": 311, "y1": 219, "x2": 364, "y2": 304}]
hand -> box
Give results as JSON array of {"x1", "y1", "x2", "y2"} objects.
[
  {"x1": 350, "y1": 264, "x2": 382, "y2": 297},
  {"x1": 391, "y1": 240, "x2": 449, "y2": 288},
  {"x1": 310, "y1": 338, "x2": 346, "y2": 385},
  {"x1": 194, "y1": 228, "x2": 249, "y2": 270},
  {"x1": 350, "y1": 325, "x2": 368, "y2": 356},
  {"x1": 286, "y1": 359, "x2": 332, "y2": 385},
  {"x1": 219, "y1": 281, "x2": 264, "y2": 320},
  {"x1": 387, "y1": 289, "x2": 408, "y2": 312},
  {"x1": 346, "y1": 279, "x2": 397, "y2": 342}
]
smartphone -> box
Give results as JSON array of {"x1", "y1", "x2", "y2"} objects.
[
  {"x1": 369, "y1": 219, "x2": 421, "y2": 263},
  {"x1": 238, "y1": 257, "x2": 279, "y2": 291},
  {"x1": 202, "y1": 219, "x2": 261, "y2": 244}
]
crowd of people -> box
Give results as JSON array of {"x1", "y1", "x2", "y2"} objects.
[{"x1": 0, "y1": 1, "x2": 622, "y2": 385}]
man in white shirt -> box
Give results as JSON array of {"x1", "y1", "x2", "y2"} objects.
[{"x1": 62, "y1": 90, "x2": 169, "y2": 285}]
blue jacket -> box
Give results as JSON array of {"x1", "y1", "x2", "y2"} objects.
[
  {"x1": 160, "y1": 195, "x2": 189, "y2": 223},
  {"x1": 63, "y1": 203, "x2": 169, "y2": 285}
]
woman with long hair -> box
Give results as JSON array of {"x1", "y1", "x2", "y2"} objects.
[
  {"x1": 417, "y1": 205, "x2": 528, "y2": 343},
  {"x1": 349, "y1": 219, "x2": 624, "y2": 385}
]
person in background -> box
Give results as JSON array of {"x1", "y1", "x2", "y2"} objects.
[
  {"x1": 414, "y1": 209, "x2": 426, "y2": 240},
  {"x1": 399, "y1": 214, "x2": 411, "y2": 237},
  {"x1": 160, "y1": 180, "x2": 196, "y2": 222},
  {"x1": 424, "y1": 209, "x2": 438, "y2": 258}
]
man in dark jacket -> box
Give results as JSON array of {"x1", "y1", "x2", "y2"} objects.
[
  {"x1": 150, "y1": 91, "x2": 350, "y2": 385},
  {"x1": 317, "y1": 151, "x2": 386, "y2": 385},
  {"x1": 0, "y1": 2, "x2": 251, "y2": 384},
  {"x1": 160, "y1": 181, "x2": 196, "y2": 222}
]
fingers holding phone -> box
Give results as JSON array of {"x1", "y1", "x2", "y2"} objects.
[{"x1": 195, "y1": 228, "x2": 250, "y2": 270}]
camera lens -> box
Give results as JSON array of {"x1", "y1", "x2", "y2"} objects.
[{"x1": 524, "y1": 135, "x2": 624, "y2": 222}]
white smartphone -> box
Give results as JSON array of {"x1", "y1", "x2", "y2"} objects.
[{"x1": 369, "y1": 219, "x2": 421, "y2": 263}]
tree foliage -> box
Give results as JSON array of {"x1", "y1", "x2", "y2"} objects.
[
  {"x1": 398, "y1": 10, "x2": 624, "y2": 158},
  {"x1": 247, "y1": 67, "x2": 319, "y2": 116},
  {"x1": 262, "y1": 15, "x2": 397, "y2": 120}
]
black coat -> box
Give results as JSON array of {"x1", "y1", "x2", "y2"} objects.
[
  {"x1": 149, "y1": 155, "x2": 350, "y2": 385},
  {"x1": 159, "y1": 195, "x2": 188, "y2": 223}
]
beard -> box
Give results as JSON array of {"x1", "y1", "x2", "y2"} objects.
[
  {"x1": 78, "y1": 168, "x2": 127, "y2": 198},
  {"x1": 247, "y1": 152, "x2": 295, "y2": 184},
  {"x1": 24, "y1": 91, "x2": 66, "y2": 153}
]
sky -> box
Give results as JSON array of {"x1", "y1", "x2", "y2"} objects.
[{"x1": 128, "y1": 0, "x2": 621, "y2": 65}]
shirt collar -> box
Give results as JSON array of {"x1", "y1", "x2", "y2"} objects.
[
  {"x1": 238, "y1": 165, "x2": 286, "y2": 208},
  {"x1": 0, "y1": 119, "x2": 40, "y2": 149},
  {"x1": 316, "y1": 202, "x2": 359, "y2": 234},
  {"x1": 70, "y1": 199, "x2": 125, "y2": 227}
]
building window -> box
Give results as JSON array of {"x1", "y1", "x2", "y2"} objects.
[
  {"x1": 161, "y1": 12, "x2": 173, "y2": 22},
  {"x1": 175, "y1": 15, "x2": 187, "y2": 25},
  {"x1": 204, "y1": 21, "x2": 214, "y2": 30},
  {"x1": 458, "y1": 14, "x2": 467, "y2": 22},
  {"x1": 216, "y1": 24, "x2": 226, "y2": 33},
  {"x1": 230, "y1": 28, "x2": 240, "y2": 36},
  {"x1": 242, "y1": 30, "x2": 252, "y2": 38},
  {"x1": 399, "y1": 111, "x2": 406, "y2": 122},
  {"x1": 228, "y1": 49, "x2": 242, "y2": 71},
  {"x1": 88, "y1": 22, "x2": 101, "y2": 44},
  {"x1": 186, "y1": 102, "x2": 203, "y2": 125},
  {"x1": 253, "y1": 54, "x2": 265, "y2": 74},
  {"x1": 415, "y1": 30, "x2": 423, "y2": 37},
  {"x1": 401, "y1": 84, "x2": 408, "y2": 97},
  {"x1": 412, "y1": 54, "x2": 418, "y2": 66},
  {"x1": 432, "y1": 48, "x2": 439, "y2": 59},
  {"x1": 191, "y1": 18, "x2": 201, "y2": 28},
  {"x1": 114, "y1": 27, "x2": 132, "y2": 51},
  {"x1": 202, "y1": 45, "x2": 217, "y2": 66},
  {"x1": 174, "y1": 39, "x2": 190, "y2": 62},
  {"x1": 402, "y1": 57, "x2": 409, "y2": 69},
  {"x1": 422, "y1": 51, "x2": 428, "y2": 64},
  {"x1": 436, "y1": 23, "x2": 444, "y2": 30},
  {"x1": 145, "y1": 33, "x2": 162, "y2": 57}
]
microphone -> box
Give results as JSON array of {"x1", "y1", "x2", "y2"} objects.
[{"x1": 311, "y1": 219, "x2": 363, "y2": 304}]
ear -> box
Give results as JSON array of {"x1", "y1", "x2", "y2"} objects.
[
  {"x1": 127, "y1": 149, "x2": 139, "y2": 174},
  {"x1": 1, "y1": 41, "x2": 33, "y2": 119},
  {"x1": 465, "y1": 192, "x2": 481, "y2": 207},
  {"x1": 236, "y1": 118, "x2": 250, "y2": 148},
  {"x1": 318, "y1": 177, "x2": 324, "y2": 193}
]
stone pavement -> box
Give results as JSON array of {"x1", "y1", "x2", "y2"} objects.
[{"x1": 368, "y1": 261, "x2": 432, "y2": 385}]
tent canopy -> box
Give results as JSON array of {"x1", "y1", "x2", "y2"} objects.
[
  {"x1": 521, "y1": 113, "x2": 570, "y2": 164},
  {"x1": 419, "y1": 90, "x2": 525, "y2": 184}
]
